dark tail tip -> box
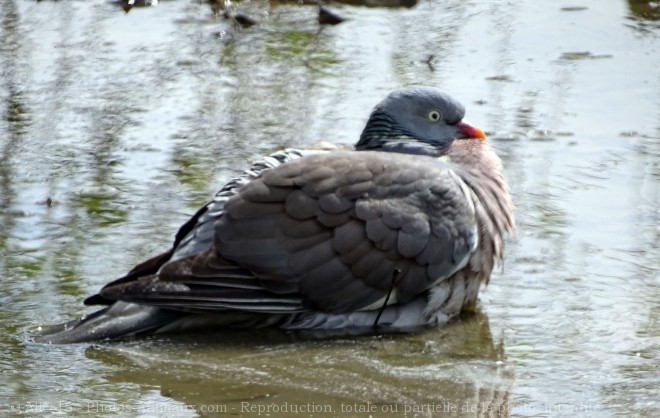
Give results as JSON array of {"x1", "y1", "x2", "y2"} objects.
[{"x1": 33, "y1": 302, "x2": 182, "y2": 344}]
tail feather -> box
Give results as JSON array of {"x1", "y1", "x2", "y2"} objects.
[
  {"x1": 33, "y1": 302, "x2": 183, "y2": 344},
  {"x1": 33, "y1": 290, "x2": 463, "y2": 343}
]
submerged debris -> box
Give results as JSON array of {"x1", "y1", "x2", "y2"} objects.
[
  {"x1": 318, "y1": 6, "x2": 346, "y2": 25},
  {"x1": 486, "y1": 75, "x2": 514, "y2": 82},
  {"x1": 211, "y1": 0, "x2": 258, "y2": 28},
  {"x1": 426, "y1": 55, "x2": 436, "y2": 71},
  {"x1": 281, "y1": 0, "x2": 417, "y2": 8},
  {"x1": 559, "y1": 51, "x2": 613, "y2": 60},
  {"x1": 36, "y1": 197, "x2": 55, "y2": 207},
  {"x1": 224, "y1": 11, "x2": 258, "y2": 28},
  {"x1": 115, "y1": 0, "x2": 158, "y2": 13},
  {"x1": 560, "y1": 6, "x2": 588, "y2": 12}
]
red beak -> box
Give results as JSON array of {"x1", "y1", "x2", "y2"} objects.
[{"x1": 456, "y1": 121, "x2": 487, "y2": 141}]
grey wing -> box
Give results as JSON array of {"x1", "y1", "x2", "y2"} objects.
[
  {"x1": 101, "y1": 151, "x2": 478, "y2": 315},
  {"x1": 170, "y1": 147, "x2": 331, "y2": 262},
  {"x1": 215, "y1": 151, "x2": 478, "y2": 313},
  {"x1": 97, "y1": 147, "x2": 328, "y2": 312}
]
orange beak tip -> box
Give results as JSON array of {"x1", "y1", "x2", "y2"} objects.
[{"x1": 457, "y1": 121, "x2": 487, "y2": 141}]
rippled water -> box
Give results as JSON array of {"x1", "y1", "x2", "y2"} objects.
[{"x1": 1, "y1": 0, "x2": 658, "y2": 417}]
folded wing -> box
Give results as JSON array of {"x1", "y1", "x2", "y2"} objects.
[{"x1": 97, "y1": 151, "x2": 478, "y2": 315}]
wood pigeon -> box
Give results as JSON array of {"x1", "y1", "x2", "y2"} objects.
[{"x1": 35, "y1": 86, "x2": 514, "y2": 343}]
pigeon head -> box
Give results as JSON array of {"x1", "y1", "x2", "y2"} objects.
[{"x1": 356, "y1": 87, "x2": 486, "y2": 156}]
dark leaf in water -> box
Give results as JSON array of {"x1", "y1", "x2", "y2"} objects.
[
  {"x1": 114, "y1": 0, "x2": 158, "y2": 13},
  {"x1": 559, "y1": 51, "x2": 613, "y2": 60},
  {"x1": 319, "y1": 6, "x2": 346, "y2": 26},
  {"x1": 486, "y1": 75, "x2": 514, "y2": 82},
  {"x1": 224, "y1": 12, "x2": 258, "y2": 28},
  {"x1": 560, "y1": 6, "x2": 589, "y2": 12},
  {"x1": 281, "y1": 0, "x2": 417, "y2": 8}
]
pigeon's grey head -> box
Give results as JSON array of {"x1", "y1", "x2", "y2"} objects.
[{"x1": 356, "y1": 87, "x2": 486, "y2": 156}]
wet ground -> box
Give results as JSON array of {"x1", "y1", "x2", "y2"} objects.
[{"x1": 1, "y1": 0, "x2": 658, "y2": 417}]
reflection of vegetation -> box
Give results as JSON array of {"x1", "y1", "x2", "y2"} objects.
[
  {"x1": 171, "y1": 150, "x2": 214, "y2": 195},
  {"x1": 265, "y1": 31, "x2": 341, "y2": 72},
  {"x1": 628, "y1": 0, "x2": 660, "y2": 21},
  {"x1": 1, "y1": 85, "x2": 32, "y2": 276},
  {"x1": 11, "y1": 254, "x2": 43, "y2": 278},
  {"x1": 49, "y1": 224, "x2": 86, "y2": 299},
  {"x1": 78, "y1": 188, "x2": 129, "y2": 227},
  {"x1": 627, "y1": 0, "x2": 660, "y2": 33},
  {"x1": 5, "y1": 93, "x2": 30, "y2": 131},
  {"x1": 74, "y1": 105, "x2": 133, "y2": 227},
  {"x1": 1, "y1": 89, "x2": 30, "y2": 216}
]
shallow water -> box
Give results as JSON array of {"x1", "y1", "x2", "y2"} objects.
[{"x1": 1, "y1": 0, "x2": 658, "y2": 417}]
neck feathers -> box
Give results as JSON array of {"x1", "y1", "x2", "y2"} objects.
[{"x1": 448, "y1": 140, "x2": 515, "y2": 282}]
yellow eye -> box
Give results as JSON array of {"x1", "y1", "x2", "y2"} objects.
[{"x1": 428, "y1": 110, "x2": 442, "y2": 122}]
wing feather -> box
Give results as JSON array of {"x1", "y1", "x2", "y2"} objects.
[{"x1": 99, "y1": 150, "x2": 479, "y2": 316}]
